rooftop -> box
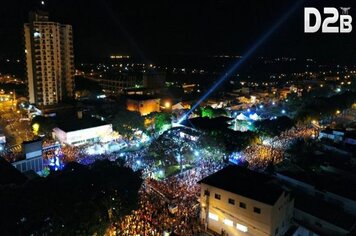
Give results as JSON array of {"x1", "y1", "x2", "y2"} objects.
[
  {"x1": 56, "y1": 117, "x2": 109, "y2": 132},
  {"x1": 181, "y1": 117, "x2": 232, "y2": 131},
  {"x1": 277, "y1": 170, "x2": 356, "y2": 201},
  {"x1": 126, "y1": 95, "x2": 159, "y2": 101},
  {"x1": 294, "y1": 192, "x2": 356, "y2": 230},
  {"x1": 199, "y1": 165, "x2": 283, "y2": 205},
  {"x1": 0, "y1": 158, "x2": 27, "y2": 186}
]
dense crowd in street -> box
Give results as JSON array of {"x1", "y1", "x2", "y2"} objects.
[
  {"x1": 242, "y1": 125, "x2": 316, "y2": 169},
  {"x1": 1, "y1": 113, "x2": 317, "y2": 235},
  {"x1": 116, "y1": 160, "x2": 225, "y2": 236}
]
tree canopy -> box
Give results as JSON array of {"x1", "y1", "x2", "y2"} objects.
[
  {"x1": 254, "y1": 116, "x2": 295, "y2": 137},
  {"x1": 295, "y1": 91, "x2": 356, "y2": 123},
  {"x1": 153, "y1": 112, "x2": 172, "y2": 132},
  {"x1": 0, "y1": 160, "x2": 142, "y2": 235},
  {"x1": 111, "y1": 109, "x2": 145, "y2": 137},
  {"x1": 200, "y1": 106, "x2": 227, "y2": 119},
  {"x1": 31, "y1": 115, "x2": 56, "y2": 137}
]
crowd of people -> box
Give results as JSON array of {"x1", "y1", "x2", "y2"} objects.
[
  {"x1": 4, "y1": 119, "x2": 317, "y2": 235},
  {"x1": 115, "y1": 160, "x2": 225, "y2": 236},
  {"x1": 242, "y1": 125, "x2": 316, "y2": 169}
]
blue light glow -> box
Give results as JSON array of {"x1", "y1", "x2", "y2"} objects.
[{"x1": 178, "y1": 1, "x2": 303, "y2": 124}]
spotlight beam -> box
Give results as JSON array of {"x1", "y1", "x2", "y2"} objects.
[{"x1": 178, "y1": 1, "x2": 304, "y2": 124}]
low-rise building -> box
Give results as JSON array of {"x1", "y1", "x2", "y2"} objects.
[
  {"x1": 53, "y1": 118, "x2": 113, "y2": 146},
  {"x1": 12, "y1": 139, "x2": 43, "y2": 174},
  {"x1": 199, "y1": 165, "x2": 294, "y2": 236},
  {"x1": 127, "y1": 95, "x2": 160, "y2": 116},
  {"x1": 276, "y1": 170, "x2": 356, "y2": 235}
]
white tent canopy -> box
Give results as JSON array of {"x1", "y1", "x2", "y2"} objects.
[
  {"x1": 236, "y1": 113, "x2": 249, "y2": 121},
  {"x1": 249, "y1": 113, "x2": 261, "y2": 121}
]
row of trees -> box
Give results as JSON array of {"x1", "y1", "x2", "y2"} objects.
[
  {"x1": 254, "y1": 116, "x2": 295, "y2": 137},
  {"x1": 295, "y1": 91, "x2": 356, "y2": 123},
  {"x1": 111, "y1": 110, "x2": 172, "y2": 137}
]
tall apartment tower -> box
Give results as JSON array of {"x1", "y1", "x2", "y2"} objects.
[{"x1": 24, "y1": 11, "x2": 74, "y2": 106}]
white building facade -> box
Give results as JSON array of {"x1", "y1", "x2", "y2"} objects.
[
  {"x1": 24, "y1": 11, "x2": 74, "y2": 106},
  {"x1": 199, "y1": 166, "x2": 294, "y2": 236},
  {"x1": 53, "y1": 124, "x2": 113, "y2": 146}
]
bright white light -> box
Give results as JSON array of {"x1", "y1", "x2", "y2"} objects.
[
  {"x1": 281, "y1": 109, "x2": 286, "y2": 114},
  {"x1": 249, "y1": 113, "x2": 260, "y2": 121},
  {"x1": 262, "y1": 139, "x2": 271, "y2": 145},
  {"x1": 34, "y1": 32, "x2": 41, "y2": 38},
  {"x1": 41, "y1": 1, "x2": 45, "y2": 5},
  {"x1": 194, "y1": 151, "x2": 199, "y2": 156},
  {"x1": 259, "y1": 105, "x2": 263, "y2": 109},
  {"x1": 208, "y1": 212, "x2": 218, "y2": 221},
  {"x1": 223, "y1": 219, "x2": 233, "y2": 226},
  {"x1": 272, "y1": 102, "x2": 276, "y2": 105},
  {"x1": 97, "y1": 94, "x2": 106, "y2": 99},
  {"x1": 236, "y1": 223, "x2": 248, "y2": 232}
]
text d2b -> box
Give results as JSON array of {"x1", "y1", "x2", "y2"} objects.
[{"x1": 304, "y1": 7, "x2": 352, "y2": 33}]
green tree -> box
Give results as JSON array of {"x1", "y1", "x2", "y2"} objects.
[
  {"x1": 154, "y1": 113, "x2": 172, "y2": 132},
  {"x1": 31, "y1": 115, "x2": 56, "y2": 137},
  {"x1": 254, "y1": 116, "x2": 295, "y2": 137},
  {"x1": 0, "y1": 160, "x2": 142, "y2": 235},
  {"x1": 201, "y1": 106, "x2": 214, "y2": 118},
  {"x1": 111, "y1": 110, "x2": 144, "y2": 138}
]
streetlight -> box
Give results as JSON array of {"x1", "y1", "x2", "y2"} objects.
[
  {"x1": 164, "y1": 101, "x2": 171, "y2": 109},
  {"x1": 32, "y1": 123, "x2": 40, "y2": 135}
]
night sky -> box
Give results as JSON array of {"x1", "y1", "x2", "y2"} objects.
[{"x1": 0, "y1": 0, "x2": 355, "y2": 63}]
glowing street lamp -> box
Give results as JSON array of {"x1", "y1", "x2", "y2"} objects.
[
  {"x1": 32, "y1": 123, "x2": 40, "y2": 135},
  {"x1": 164, "y1": 101, "x2": 171, "y2": 109}
]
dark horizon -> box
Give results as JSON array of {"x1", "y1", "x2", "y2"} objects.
[{"x1": 0, "y1": 0, "x2": 355, "y2": 63}]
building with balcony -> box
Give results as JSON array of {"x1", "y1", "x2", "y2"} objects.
[{"x1": 24, "y1": 10, "x2": 74, "y2": 106}]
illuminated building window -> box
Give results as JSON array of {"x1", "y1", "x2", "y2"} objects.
[
  {"x1": 236, "y1": 223, "x2": 248, "y2": 232},
  {"x1": 223, "y1": 219, "x2": 233, "y2": 227},
  {"x1": 208, "y1": 212, "x2": 218, "y2": 221},
  {"x1": 214, "y1": 193, "x2": 221, "y2": 200}
]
